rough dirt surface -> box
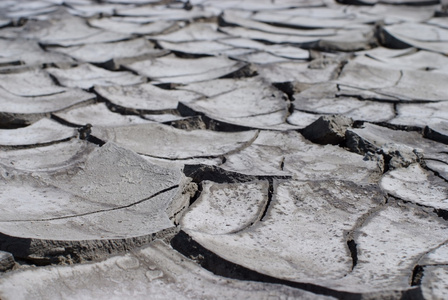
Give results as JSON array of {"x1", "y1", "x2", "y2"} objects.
[{"x1": 0, "y1": 0, "x2": 448, "y2": 299}]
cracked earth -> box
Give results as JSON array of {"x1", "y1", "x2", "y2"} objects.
[{"x1": 0, "y1": 0, "x2": 448, "y2": 299}]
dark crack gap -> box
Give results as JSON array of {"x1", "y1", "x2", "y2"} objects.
[{"x1": 347, "y1": 240, "x2": 358, "y2": 270}]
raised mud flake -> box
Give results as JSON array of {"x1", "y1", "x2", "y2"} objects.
[
  {"x1": 346, "y1": 123, "x2": 447, "y2": 165},
  {"x1": 220, "y1": 130, "x2": 305, "y2": 177},
  {"x1": 0, "y1": 38, "x2": 75, "y2": 71},
  {"x1": 0, "y1": 69, "x2": 65, "y2": 97},
  {"x1": 283, "y1": 142, "x2": 382, "y2": 183},
  {"x1": 0, "y1": 138, "x2": 97, "y2": 172},
  {"x1": 0, "y1": 142, "x2": 191, "y2": 259},
  {"x1": 330, "y1": 203, "x2": 448, "y2": 294},
  {"x1": 0, "y1": 13, "x2": 130, "y2": 46},
  {"x1": 124, "y1": 54, "x2": 246, "y2": 84},
  {"x1": 48, "y1": 38, "x2": 167, "y2": 67},
  {"x1": 116, "y1": 5, "x2": 216, "y2": 21},
  {"x1": 180, "y1": 180, "x2": 385, "y2": 284},
  {"x1": 151, "y1": 22, "x2": 229, "y2": 42},
  {"x1": 391, "y1": 102, "x2": 448, "y2": 128},
  {"x1": 53, "y1": 103, "x2": 153, "y2": 127},
  {"x1": 95, "y1": 82, "x2": 201, "y2": 113},
  {"x1": 0, "y1": 118, "x2": 76, "y2": 148},
  {"x1": 337, "y1": 60, "x2": 448, "y2": 102},
  {"x1": 88, "y1": 18, "x2": 176, "y2": 35},
  {"x1": 0, "y1": 241, "x2": 332, "y2": 300},
  {"x1": 421, "y1": 266, "x2": 448, "y2": 300},
  {"x1": 258, "y1": 61, "x2": 340, "y2": 84},
  {"x1": 92, "y1": 123, "x2": 258, "y2": 159},
  {"x1": 182, "y1": 180, "x2": 269, "y2": 234},
  {"x1": 46, "y1": 64, "x2": 146, "y2": 89},
  {"x1": 424, "y1": 120, "x2": 448, "y2": 145},
  {"x1": 380, "y1": 163, "x2": 448, "y2": 210}
]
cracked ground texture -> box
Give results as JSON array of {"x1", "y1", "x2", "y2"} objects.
[{"x1": 0, "y1": 0, "x2": 448, "y2": 299}]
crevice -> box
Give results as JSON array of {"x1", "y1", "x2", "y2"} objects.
[
  {"x1": 171, "y1": 230, "x2": 418, "y2": 300},
  {"x1": 259, "y1": 179, "x2": 274, "y2": 222},
  {"x1": 0, "y1": 137, "x2": 75, "y2": 151},
  {"x1": 411, "y1": 265, "x2": 424, "y2": 286},
  {"x1": 347, "y1": 240, "x2": 358, "y2": 270},
  {"x1": 0, "y1": 185, "x2": 179, "y2": 223}
]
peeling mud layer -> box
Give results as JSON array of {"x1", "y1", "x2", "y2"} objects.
[{"x1": 0, "y1": 0, "x2": 448, "y2": 299}]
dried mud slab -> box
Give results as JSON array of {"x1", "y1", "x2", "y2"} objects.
[
  {"x1": 49, "y1": 38, "x2": 167, "y2": 67},
  {"x1": 92, "y1": 123, "x2": 258, "y2": 159},
  {"x1": 88, "y1": 18, "x2": 176, "y2": 35},
  {"x1": 0, "y1": 118, "x2": 76, "y2": 148},
  {"x1": 0, "y1": 241, "x2": 332, "y2": 300},
  {"x1": 54, "y1": 103, "x2": 153, "y2": 127},
  {"x1": 179, "y1": 179, "x2": 385, "y2": 288},
  {"x1": 380, "y1": 163, "x2": 448, "y2": 210},
  {"x1": 46, "y1": 64, "x2": 146, "y2": 89},
  {"x1": 124, "y1": 54, "x2": 246, "y2": 84},
  {"x1": 0, "y1": 142, "x2": 192, "y2": 260},
  {"x1": 95, "y1": 83, "x2": 201, "y2": 113},
  {"x1": 329, "y1": 203, "x2": 448, "y2": 294}
]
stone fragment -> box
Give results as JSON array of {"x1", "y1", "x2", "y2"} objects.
[
  {"x1": 0, "y1": 241, "x2": 330, "y2": 300},
  {"x1": 96, "y1": 83, "x2": 201, "y2": 113},
  {"x1": 301, "y1": 115, "x2": 353, "y2": 145},
  {"x1": 124, "y1": 54, "x2": 246, "y2": 84},
  {"x1": 0, "y1": 118, "x2": 76, "y2": 148},
  {"x1": 380, "y1": 163, "x2": 448, "y2": 210},
  {"x1": 46, "y1": 64, "x2": 146, "y2": 89},
  {"x1": 92, "y1": 123, "x2": 258, "y2": 159},
  {"x1": 0, "y1": 251, "x2": 14, "y2": 272}
]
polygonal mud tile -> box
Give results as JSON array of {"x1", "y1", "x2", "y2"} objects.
[
  {"x1": 337, "y1": 60, "x2": 448, "y2": 101},
  {"x1": 380, "y1": 163, "x2": 448, "y2": 210},
  {"x1": 95, "y1": 83, "x2": 201, "y2": 113},
  {"x1": 0, "y1": 39, "x2": 75, "y2": 72},
  {"x1": 116, "y1": 5, "x2": 216, "y2": 21},
  {"x1": 46, "y1": 64, "x2": 146, "y2": 89},
  {"x1": 0, "y1": 69, "x2": 65, "y2": 97},
  {"x1": 0, "y1": 241, "x2": 333, "y2": 300},
  {"x1": 421, "y1": 266, "x2": 448, "y2": 300},
  {"x1": 346, "y1": 123, "x2": 447, "y2": 161},
  {"x1": 124, "y1": 54, "x2": 246, "y2": 84},
  {"x1": 251, "y1": 8, "x2": 377, "y2": 29},
  {"x1": 0, "y1": 139, "x2": 96, "y2": 172},
  {"x1": 53, "y1": 103, "x2": 153, "y2": 127},
  {"x1": 49, "y1": 38, "x2": 167, "y2": 68},
  {"x1": 88, "y1": 17, "x2": 176, "y2": 35},
  {"x1": 258, "y1": 61, "x2": 340, "y2": 83},
  {"x1": 0, "y1": 118, "x2": 76, "y2": 148},
  {"x1": 151, "y1": 22, "x2": 228, "y2": 42},
  {"x1": 0, "y1": 142, "x2": 192, "y2": 261},
  {"x1": 0, "y1": 13, "x2": 130, "y2": 46},
  {"x1": 328, "y1": 202, "x2": 448, "y2": 294},
  {"x1": 391, "y1": 102, "x2": 448, "y2": 128},
  {"x1": 179, "y1": 179, "x2": 385, "y2": 287},
  {"x1": 92, "y1": 123, "x2": 258, "y2": 159}
]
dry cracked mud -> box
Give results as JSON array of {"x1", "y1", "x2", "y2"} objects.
[{"x1": 0, "y1": 0, "x2": 448, "y2": 299}]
